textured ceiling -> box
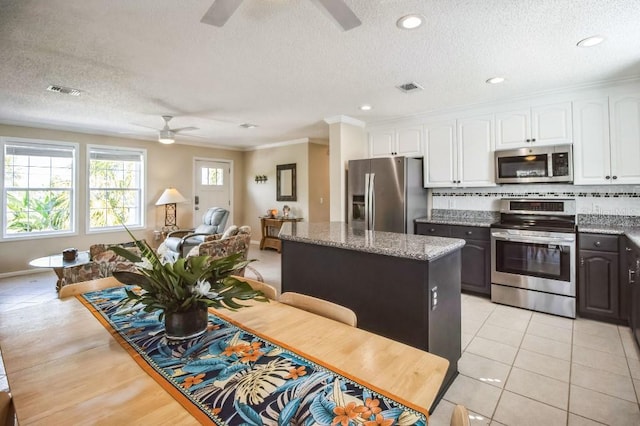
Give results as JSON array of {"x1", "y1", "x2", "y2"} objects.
[{"x1": 0, "y1": 0, "x2": 639, "y2": 149}]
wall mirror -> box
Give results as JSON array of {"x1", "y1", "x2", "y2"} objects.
[{"x1": 276, "y1": 163, "x2": 297, "y2": 201}]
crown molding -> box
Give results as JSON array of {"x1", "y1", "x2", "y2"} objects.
[{"x1": 324, "y1": 115, "x2": 366, "y2": 128}]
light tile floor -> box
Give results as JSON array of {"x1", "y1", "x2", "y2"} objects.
[{"x1": 1, "y1": 245, "x2": 640, "y2": 425}]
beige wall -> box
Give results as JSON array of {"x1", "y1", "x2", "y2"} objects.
[
  {"x1": 0, "y1": 124, "x2": 245, "y2": 274},
  {"x1": 241, "y1": 139, "x2": 330, "y2": 241},
  {"x1": 329, "y1": 121, "x2": 366, "y2": 221},
  {"x1": 307, "y1": 141, "x2": 330, "y2": 223}
]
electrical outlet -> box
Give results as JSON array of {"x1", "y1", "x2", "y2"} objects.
[{"x1": 431, "y1": 286, "x2": 438, "y2": 310}]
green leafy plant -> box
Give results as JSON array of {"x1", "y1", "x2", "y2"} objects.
[{"x1": 110, "y1": 227, "x2": 267, "y2": 320}]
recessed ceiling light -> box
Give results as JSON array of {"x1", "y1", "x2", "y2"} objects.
[
  {"x1": 359, "y1": 104, "x2": 372, "y2": 111},
  {"x1": 239, "y1": 123, "x2": 258, "y2": 129},
  {"x1": 396, "y1": 14, "x2": 424, "y2": 30},
  {"x1": 486, "y1": 77, "x2": 505, "y2": 84},
  {"x1": 577, "y1": 35, "x2": 605, "y2": 47}
]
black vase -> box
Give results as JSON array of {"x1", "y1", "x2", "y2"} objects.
[{"x1": 164, "y1": 304, "x2": 209, "y2": 340}]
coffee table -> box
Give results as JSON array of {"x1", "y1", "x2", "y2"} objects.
[{"x1": 29, "y1": 251, "x2": 91, "y2": 291}]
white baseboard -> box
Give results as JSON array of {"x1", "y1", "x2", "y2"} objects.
[{"x1": 0, "y1": 268, "x2": 51, "y2": 279}]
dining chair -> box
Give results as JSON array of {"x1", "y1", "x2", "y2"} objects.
[
  {"x1": 279, "y1": 292, "x2": 357, "y2": 327},
  {"x1": 231, "y1": 275, "x2": 277, "y2": 300},
  {"x1": 450, "y1": 404, "x2": 470, "y2": 426},
  {"x1": 0, "y1": 391, "x2": 15, "y2": 426},
  {"x1": 58, "y1": 277, "x2": 123, "y2": 299}
]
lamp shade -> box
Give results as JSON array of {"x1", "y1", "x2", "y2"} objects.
[{"x1": 155, "y1": 188, "x2": 187, "y2": 205}]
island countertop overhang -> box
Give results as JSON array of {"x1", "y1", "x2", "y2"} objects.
[{"x1": 279, "y1": 222, "x2": 465, "y2": 261}]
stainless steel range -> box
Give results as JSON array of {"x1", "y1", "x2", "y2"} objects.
[{"x1": 491, "y1": 199, "x2": 577, "y2": 318}]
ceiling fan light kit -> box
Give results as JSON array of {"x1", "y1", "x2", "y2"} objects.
[{"x1": 201, "y1": 0, "x2": 361, "y2": 31}]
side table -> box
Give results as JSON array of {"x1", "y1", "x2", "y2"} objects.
[
  {"x1": 29, "y1": 251, "x2": 91, "y2": 291},
  {"x1": 260, "y1": 217, "x2": 302, "y2": 253}
]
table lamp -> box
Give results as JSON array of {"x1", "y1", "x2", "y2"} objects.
[{"x1": 155, "y1": 187, "x2": 187, "y2": 227}]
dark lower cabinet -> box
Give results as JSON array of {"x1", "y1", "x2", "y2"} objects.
[
  {"x1": 626, "y1": 238, "x2": 640, "y2": 347},
  {"x1": 460, "y1": 240, "x2": 491, "y2": 295},
  {"x1": 578, "y1": 249, "x2": 620, "y2": 320},
  {"x1": 577, "y1": 233, "x2": 631, "y2": 324},
  {"x1": 415, "y1": 223, "x2": 491, "y2": 296}
]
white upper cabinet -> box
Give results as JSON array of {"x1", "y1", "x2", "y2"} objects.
[
  {"x1": 574, "y1": 95, "x2": 640, "y2": 185},
  {"x1": 369, "y1": 126, "x2": 423, "y2": 158},
  {"x1": 424, "y1": 121, "x2": 457, "y2": 187},
  {"x1": 396, "y1": 126, "x2": 423, "y2": 157},
  {"x1": 573, "y1": 98, "x2": 611, "y2": 184},
  {"x1": 369, "y1": 129, "x2": 395, "y2": 157},
  {"x1": 610, "y1": 94, "x2": 640, "y2": 184},
  {"x1": 423, "y1": 116, "x2": 495, "y2": 188},
  {"x1": 457, "y1": 115, "x2": 495, "y2": 187},
  {"x1": 496, "y1": 102, "x2": 572, "y2": 149}
]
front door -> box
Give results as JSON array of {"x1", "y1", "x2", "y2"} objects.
[{"x1": 194, "y1": 159, "x2": 232, "y2": 228}]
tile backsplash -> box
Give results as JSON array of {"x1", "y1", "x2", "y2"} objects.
[{"x1": 431, "y1": 184, "x2": 640, "y2": 216}]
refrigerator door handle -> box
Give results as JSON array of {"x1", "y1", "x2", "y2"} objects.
[
  {"x1": 369, "y1": 173, "x2": 375, "y2": 231},
  {"x1": 364, "y1": 173, "x2": 370, "y2": 230}
]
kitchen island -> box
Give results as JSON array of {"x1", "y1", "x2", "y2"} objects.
[{"x1": 279, "y1": 222, "x2": 465, "y2": 410}]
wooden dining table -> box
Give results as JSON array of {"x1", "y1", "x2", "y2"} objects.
[{"x1": 0, "y1": 277, "x2": 449, "y2": 424}]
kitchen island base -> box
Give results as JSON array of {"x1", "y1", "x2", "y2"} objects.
[{"x1": 281, "y1": 239, "x2": 461, "y2": 411}]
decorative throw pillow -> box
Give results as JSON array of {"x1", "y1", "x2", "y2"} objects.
[{"x1": 221, "y1": 225, "x2": 239, "y2": 239}]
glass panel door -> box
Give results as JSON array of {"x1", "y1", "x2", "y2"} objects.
[{"x1": 495, "y1": 239, "x2": 571, "y2": 282}]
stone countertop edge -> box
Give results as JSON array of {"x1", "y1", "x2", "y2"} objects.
[
  {"x1": 578, "y1": 226, "x2": 640, "y2": 248},
  {"x1": 279, "y1": 222, "x2": 466, "y2": 261},
  {"x1": 415, "y1": 217, "x2": 496, "y2": 228}
]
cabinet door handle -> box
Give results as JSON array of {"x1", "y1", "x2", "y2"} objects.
[
  {"x1": 429, "y1": 228, "x2": 435, "y2": 232},
  {"x1": 605, "y1": 175, "x2": 611, "y2": 179},
  {"x1": 580, "y1": 256, "x2": 584, "y2": 266},
  {"x1": 594, "y1": 241, "x2": 601, "y2": 247},
  {"x1": 630, "y1": 269, "x2": 636, "y2": 285},
  {"x1": 466, "y1": 231, "x2": 473, "y2": 235},
  {"x1": 627, "y1": 247, "x2": 633, "y2": 252},
  {"x1": 532, "y1": 138, "x2": 536, "y2": 142},
  {"x1": 612, "y1": 176, "x2": 618, "y2": 180},
  {"x1": 525, "y1": 139, "x2": 531, "y2": 142}
]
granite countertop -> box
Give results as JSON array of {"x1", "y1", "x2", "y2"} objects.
[
  {"x1": 279, "y1": 222, "x2": 465, "y2": 261},
  {"x1": 415, "y1": 209, "x2": 499, "y2": 228},
  {"x1": 577, "y1": 214, "x2": 640, "y2": 247},
  {"x1": 579, "y1": 225, "x2": 640, "y2": 248},
  {"x1": 415, "y1": 217, "x2": 496, "y2": 228}
]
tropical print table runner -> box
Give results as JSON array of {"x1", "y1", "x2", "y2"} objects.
[{"x1": 80, "y1": 287, "x2": 429, "y2": 425}]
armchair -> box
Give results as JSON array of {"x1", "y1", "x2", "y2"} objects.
[{"x1": 162, "y1": 207, "x2": 229, "y2": 261}]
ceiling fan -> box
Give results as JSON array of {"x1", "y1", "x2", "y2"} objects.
[
  {"x1": 201, "y1": 0, "x2": 361, "y2": 31},
  {"x1": 144, "y1": 116, "x2": 199, "y2": 144}
]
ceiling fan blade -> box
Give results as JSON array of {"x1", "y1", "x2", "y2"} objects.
[
  {"x1": 131, "y1": 123, "x2": 161, "y2": 131},
  {"x1": 172, "y1": 126, "x2": 199, "y2": 133},
  {"x1": 310, "y1": 0, "x2": 361, "y2": 31},
  {"x1": 201, "y1": 0, "x2": 244, "y2": 27}
]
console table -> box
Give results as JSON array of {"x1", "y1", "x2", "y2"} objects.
[{"x1": 259, "y1": 216, "x2": 302, "y2": 252}]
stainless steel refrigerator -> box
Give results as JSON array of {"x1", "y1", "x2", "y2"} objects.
[{"x1": 347, "y1": 157, "x2": 427, "y2": 234}]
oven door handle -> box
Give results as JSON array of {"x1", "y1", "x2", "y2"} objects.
[{"x1": 491, "y1": 233, "x2": 575, "y2": 244}]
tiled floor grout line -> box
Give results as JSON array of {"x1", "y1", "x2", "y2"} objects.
[
  {"x1": 566, "y1": 313, "x2": 575, "y2": 425},
  {"x1": 619, "y1": 325, "x2": 640, "y2": 405}
]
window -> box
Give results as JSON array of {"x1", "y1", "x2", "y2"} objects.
[
  {"x1": 201, "y1": 167, "x2": 224, "y2": 186},
  {"x1": 88, "y1": 146, "x2": 145, "y2": 231},
  {"x1": 2, "y1": 138, "x2": 77, "y2": 239}
]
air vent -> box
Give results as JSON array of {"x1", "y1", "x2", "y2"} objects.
[
  {"x1": 239, "y1": 123, "x2": 258, "y2": 129},
  {"x1": 46, "y1": 85, "x2": 82, "y2": 96},
  {"x1": 396, "y1": 82, "x2": 424, "y2": 93}
]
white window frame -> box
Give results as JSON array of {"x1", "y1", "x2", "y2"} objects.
[
  {"x1": 1, "y1": 136, "x2": 79, "y2": 240},
  {"x1": 86, "y1": 145, "x2": 147, "y2": 234}
]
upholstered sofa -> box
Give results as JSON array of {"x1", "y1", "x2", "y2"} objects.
[{"x1": 59, "y1": 242, "x2": 141, "y2": 291}]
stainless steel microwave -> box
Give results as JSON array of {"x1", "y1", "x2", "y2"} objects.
[{"x1": 495, "y1": 144, "x2": 573, "y2": 184}]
